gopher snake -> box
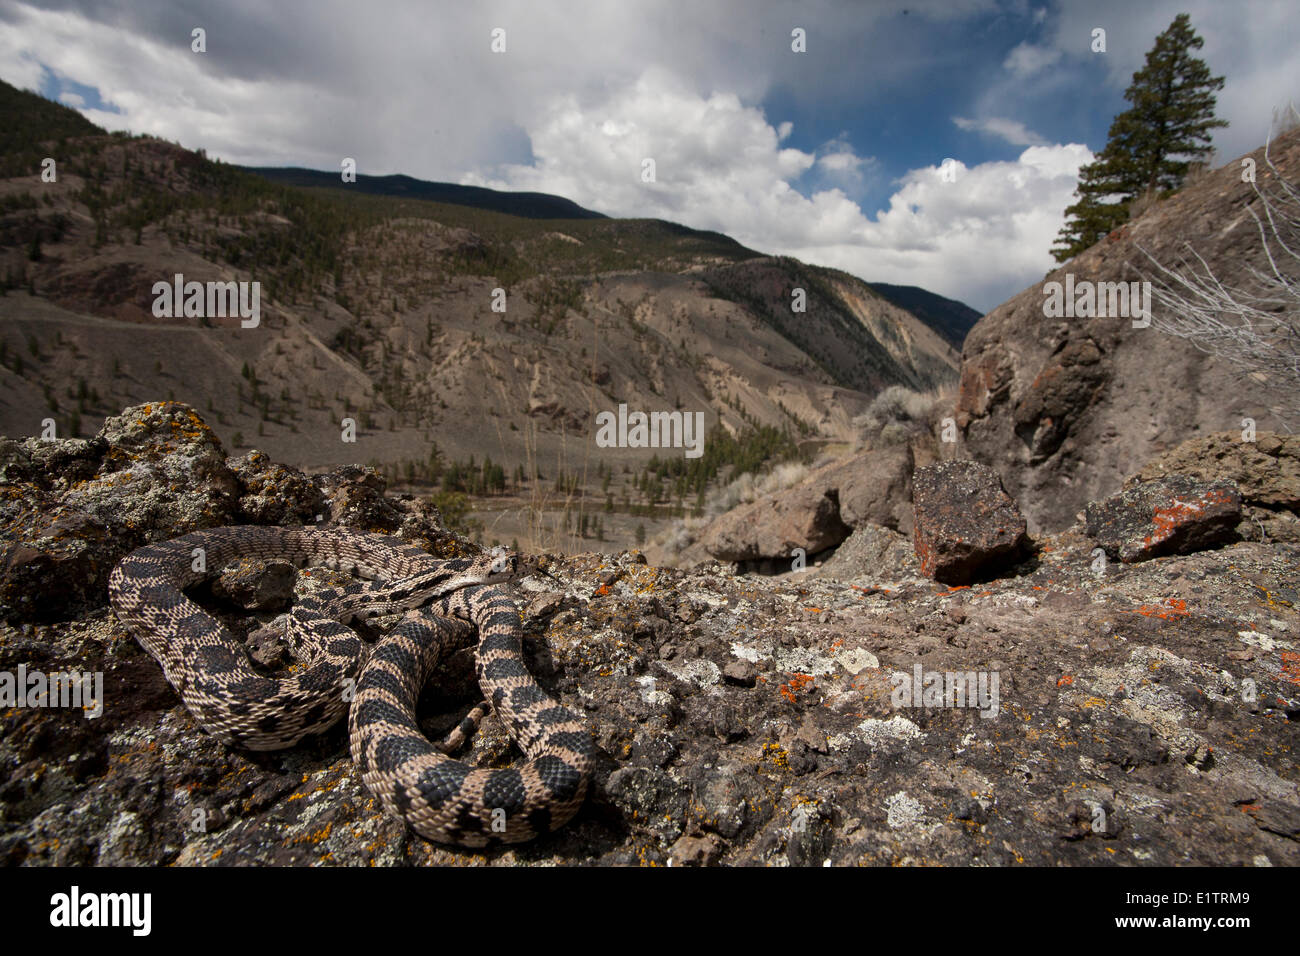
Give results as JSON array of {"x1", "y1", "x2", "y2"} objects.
[{"x1": 108, "y1": 526, "x2": 592, "y2": 847}]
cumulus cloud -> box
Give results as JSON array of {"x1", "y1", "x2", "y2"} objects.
[{"x1": 467, "y1": 68, "x2": 1091, "y2": 310}]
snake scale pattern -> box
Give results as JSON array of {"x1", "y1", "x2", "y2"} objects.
[{"x1": 108, "y1": 525, "x2": 593, "y2": 847}]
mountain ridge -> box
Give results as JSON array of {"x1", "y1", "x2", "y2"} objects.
[
  {"x1": 241, "y1": 165, "x2": 610, "y2": 221},
  {"x1": 1, "y1": 78, "x2": 961, "y2": 549}
]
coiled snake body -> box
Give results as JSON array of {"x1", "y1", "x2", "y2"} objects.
[{"x1": 108, "y1": 526, "x2": 592, "y2": 847}]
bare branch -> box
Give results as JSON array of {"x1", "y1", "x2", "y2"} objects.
[{"x1": 1133, "y1": 124, "x2": 1300, "y2": 431}]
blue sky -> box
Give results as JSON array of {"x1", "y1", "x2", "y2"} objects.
[{"x1": 2, "y1": 0, "x2": 1297, "y2": 312}]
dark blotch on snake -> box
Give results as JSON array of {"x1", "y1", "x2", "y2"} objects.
[
  {"x1": 355, "y1": 698, "x2": 417, "y2": 732},
  {"x1": 415, "y1": 761, "x2": 471, "y2": 811},
  {"x1": 480, "y1": 611, "x2": 517, "y2": 632},
  {"x1": 359, "y1": 667, "x2": 410, "y2": 702},
  {"x1": 453, "y1": 803, "x2": 485, "y2": 836},
  {"x1": 534, "y1": 754, "x2": 585, "y2": 802},
  {"x1": 478, "y1": 631, "x2": 517, "y2": 654},
  {"x1": 313, "y1": 619, "x2": 354, "y2": 639},
  {"x1": 509, "y1": 685, "x2": 548, "y2": 710},
  {"x1": 198, "y1": 644, "x2": 240, "y2": 673},
  {"x1": 483, "y1": 657, "x2": 527, "y2": 681},
  {"x1": 482, "y1": 769, "x2": 527, "y2": 816},
  {"x1": 225, "y1": 676, "x2": 278, "y2": 701},
  {"x1": 374, "y1": 734, "x2": 428, "y2": 772},
  {"x1": 328, "y1": 636, "x2": 363, "y2": 657},
  {"x1": 535, "y1": 706, "x2": 574, "y2": 727},
  {"x1": 295, "y1": 663, "x2": 340, "y2": 693},
  {"x1": 301, "y1": 701, "x2": 329, "y2": 728},
  {"x1": 526, "y1": 807, "x2": 552, "y2": 836},
  {"x1": 372, "y1": 641, "x2": 418, "y2": 675},
  {"x1": 547, "y1": 730, "x2": 593, "y2": 755}
]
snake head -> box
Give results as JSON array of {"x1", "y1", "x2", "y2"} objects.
[{"x1": 484, "y1": 546, "x2": 517, "y2": 580}]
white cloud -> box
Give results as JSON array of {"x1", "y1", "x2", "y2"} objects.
[
  {"x1": 57, "y1": 89, "x2": 84, "y2": 107},
  {"x1": 1003, "y1": 41, "x2": 1061, "y2": 78},
  {"x1": 1038, "y1": 0, "x2": 1300, "y2": 162},
  {"x1": 467, "y1": 68, "x2": 1091, "y2": 311},
  {"x1": 953, "y1": 115, "x2": 1047, "y2": 146}
]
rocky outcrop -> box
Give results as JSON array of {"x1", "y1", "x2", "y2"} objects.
[
  {"x1": 1126, "y1": 430, "x2": 1300, "y2": 544},
  {"x1": 701, "y1": 485, "x2": 850, "y2": 563},
  {"x1": 956, "y1": 128, "x2": 1300, "y2": 533},
  {"x1": 911, "y1": 460, "x2": 1030, "y2": 584},
  {"x1": 701, "y1": 442, "x2": 916, "y2": 563},
  {"x1": 0, "y1": 402, "x2": 465, "y2": 622},
  {"x1": 1086, "y1": 476, "x2": 1243, "y2": 563},
  {"x1": 1, "y1": 405, "x2": 1298, "y2": 866}
]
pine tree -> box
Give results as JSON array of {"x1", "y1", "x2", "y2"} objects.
[{"x1": 1052, "y1": 13, "x2": 1226, "y2": 262}]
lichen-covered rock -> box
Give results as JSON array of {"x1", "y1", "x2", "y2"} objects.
[
  {"x1": 1086, "y1": 474, "x2": 1243, "y2": 563},
  {"x1": 816, "y1": 522, "x2": 920, "y2": 583},
  {"x1": 212, "y1": 559, "x2": 296, "y2": 611},
  {"x1": 1126, "y1": 431, "x2": 1300, "y2": 544},
  {"x1": 228, "y1": 451, "x2": 324, "y2": 526},
  {"x1": 0, "y1": 402, "x2": 469, "y2": 621},
  {"x1": 2, "y1": 407, "x2": 1298, "y2": 868},
  {"x1": 912, "y1": 460, "x2": 1029, "y2": 584}
]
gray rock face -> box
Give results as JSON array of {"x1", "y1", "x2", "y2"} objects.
[
  {"x1": 815, "y1": 523, "x2": 919, "y2": 583},
  {"x1": 2, "y1": 405, "x2": 1298, "y2": 867},
  {"x1": 912, "y1": 460, "x2": 1029, "y2": 584},
  {"x1": 1086, "y1": 475, "x2": 1243, "y2": 563},
  {"x1": 956, "y1": 129, "x2": 1300, "y2": 533}
]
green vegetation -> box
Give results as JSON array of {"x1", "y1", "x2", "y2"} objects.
[
  {"x1": 0, "y1": 81, "x2": 101, "y2": 178},
  {"x1": 1052, "y1": 13, "x2": 1226, "y2": 261}
]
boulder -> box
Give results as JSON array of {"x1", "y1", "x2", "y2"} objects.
[
  {"x1": 912, "y1": 460, "x2": 1029, "y2": 584},
  {"x1": 1085, "y1": 475, "x2": 1242, "y2": 563},
  {"x1": 1126, "y1": 431, "x2": 1300, "y2": 543},
  {"x1": 816, "y1": 523, "x2": 920, "y2": 583},
  {"x1": 816, "y1": 443, "x2": 916, "y2": 532},
  {"x1": 702, "y1": 485, "x2": 849, "y2": 563},
  {"x1": 701, "y1": 443, "x2": 913, "y2": 563}
]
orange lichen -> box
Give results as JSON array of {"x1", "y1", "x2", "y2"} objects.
[
  {"x1": 1142, "y1": 488, "x2": 1236, "y2": 550},
  {"x1": 779, "y1": 673, "x2": 815, "y2": 703},
  {"x1": 1130, "y1": 598, "x2": 1189, "y2": 620},
  {"x1": 1281, "y1": 651, "x2": 1300, "y2": 687}
]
